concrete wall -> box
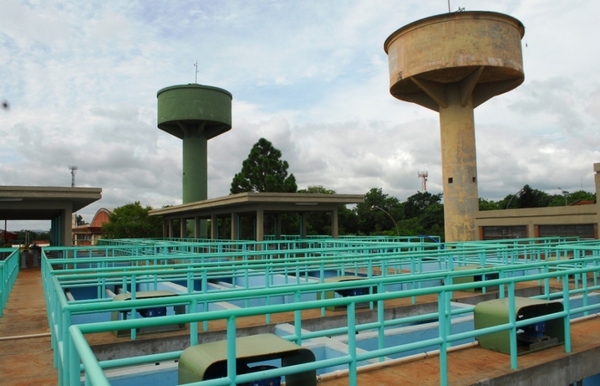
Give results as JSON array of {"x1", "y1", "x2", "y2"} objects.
[{"x1": 474, "y1": 163, "x2": 600, "y2": 240}]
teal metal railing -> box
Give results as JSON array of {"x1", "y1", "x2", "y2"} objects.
[
  {"x1": 41, "y1": 238, "x2": 600, "y2": 385},
  {"x1": 0, "y1": 247, "x2": 19, "y2": 317},
  {"x1": 64, "y1": 261, "x2": 600, "y2": 386}
]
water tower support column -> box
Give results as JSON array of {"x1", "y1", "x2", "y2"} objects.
[{"x1": 439, "y1": 83, "x2": 479, "y2": 242}]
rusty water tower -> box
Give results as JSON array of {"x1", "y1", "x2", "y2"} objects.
[
  {"x1": 157, "y1": 84, "x2": 232, "y2": 235},
  {"x1": 384, "y1": 11, "x2": 525, "y2": 242}
]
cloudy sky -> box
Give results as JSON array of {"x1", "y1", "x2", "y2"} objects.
[{"x1": 1, "y1": 0, "x2": 599, "y2": 231}]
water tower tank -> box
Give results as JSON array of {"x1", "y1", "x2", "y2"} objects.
[
  {"x1": 384, "y1": 11, "x2": 525, "y2": 242},
  {"x1": 157, "y1": 84, "x2": 232, "y2": 205}
]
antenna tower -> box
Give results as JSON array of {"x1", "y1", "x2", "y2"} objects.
[
  {"x1": 418, "y1": 171, "x2": 428, "y2": 191},
  {"x1": 69, "y1": 165, "x2": 78, "y2": 187}
]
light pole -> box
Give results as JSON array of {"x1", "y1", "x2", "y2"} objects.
[
  {"x1": 370, "y1": 205, "x2": 400, "y2": 237},
  {"x1": 506, "y1": 189, "x2": 525, "y2": 209},
  {"x1": 558, "y1": 187, "x2": 569, "y2": 206}
]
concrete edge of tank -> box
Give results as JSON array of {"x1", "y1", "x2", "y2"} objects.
[
  {"x1": 383, "y1": 10, "x2": 525, "y2": 53},
  {"x1": 157, "y1": 83, "x2": 233, "y2": 99}
]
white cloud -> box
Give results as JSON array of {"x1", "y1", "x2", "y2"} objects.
[{"x1": 1, "y1": 0, "x2": 599, "y2": 230}]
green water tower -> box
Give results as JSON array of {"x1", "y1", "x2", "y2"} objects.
[{"x1": 157, "y1": 84, "x2": 232, "y2": 205}]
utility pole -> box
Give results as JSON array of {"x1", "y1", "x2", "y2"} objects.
[
  {"x1": 69, "y1": 166, "x2": 78, "y2": 187},
  {"x1": 418, "y1": 171, "x2": 428, "y2": 191}
]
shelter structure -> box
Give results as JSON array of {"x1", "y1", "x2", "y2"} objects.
[
  {"x1": 0, "y1": 186, "x2": 102, "y2": 246},
  {"x1": 149, "y1": 192, "x2": 364, "y2": 241}
]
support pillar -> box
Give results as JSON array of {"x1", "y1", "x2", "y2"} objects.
[
  {"x1": 275, "y1": 214, "x2": 282, "y2": 240},
  {"x1": 179, "y1": 218, "x2": 186, "y2": 238},
  {"x1": 168, "y1": 219, "x2": 174, "y2": 238},
  {"x1": 301, "y1": 212, "x2": 308, "y2": 239},
  {"x1": 256, "y1": 208, "x2": 264, "y2": 242},
  {"x1": 210, "y1": 215, "x2": 218, "y2": 240},
  {"x1": 439, "y1": 83, "x2": 479, "y2": 242},
  {"x1": 331, "y1": 207, "x2": 339, "y2": 238},
  {"x1": 230, "y1": 213, "x2": 238, "y2": 241}
]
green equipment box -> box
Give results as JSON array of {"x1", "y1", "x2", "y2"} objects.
[
  {"x1": 474, "y1": 297, "x2": 564, "y2": 355},
  {"x1": 179, "y1": 333, "x2": 316, "y2": 385}
]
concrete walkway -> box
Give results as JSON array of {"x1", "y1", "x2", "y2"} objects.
[{"x1": 0, "y1": 268, "x2": 57, "y2": 386}]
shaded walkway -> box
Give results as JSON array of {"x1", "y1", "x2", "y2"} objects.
[{"x1": 0, "y1": 268, "x2": 57, "y2": 386}]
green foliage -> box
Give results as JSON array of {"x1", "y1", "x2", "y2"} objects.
[
  {"x1": 298, "y1": 185, "x2": 337, "y2": 235},
  {"x1": 337, "y1": 205, "x2": 358, "y2": 235},
  {"x1": 548, "y1": 190, "x2": 596, "y2": 206},
  {"x1": 517, "y1": 184, "x2": 551, "y2": 208},
  {"x1": 479, "y1": 198, "x2": 498, "y2": 211},
  {"x1": 230, "y1": 138, "x2": 297, "y2": 194},
  {"x1": 568, "y1": 190, "x2": 596, "y2": 204},
  {"x1": 351, "y1": 189, "x2": 444, "y2": 238},
  {"x1": 403, "y1": 191, "x2": 443, "y2": 218},
  {"x1": 11, "y1": 230, "x2": 50, "y2": 245},
  {"x1": 298, "y1": 185, "x2": 335, "y2": 194},
  {"x1": 101, "y1": 202, "x2": 163, "y2": 239},
  {"x1": 355, "y1": 188, "x2": 403, "y2": 235},
  {"x1": 486, "y1": 185, "x2": 595, "y2": 209}
]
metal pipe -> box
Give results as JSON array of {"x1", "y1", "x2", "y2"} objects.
[
  {"x1": 0, "y1": 332, "x2": 51, "y2": 341},
  {"x1": 370, "y1": 205, "x2": 400, "y2": 237}
]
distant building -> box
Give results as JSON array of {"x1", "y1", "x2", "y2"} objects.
[
  {"x1": 475, "y1": 163, "x2": 600, "y2": 240},
  {"x1": 1, "y1": 229, "x2": 18, "y2": 246},
  {"x1": 72, "y1": 208, "x2": 111, "y2": 246}
]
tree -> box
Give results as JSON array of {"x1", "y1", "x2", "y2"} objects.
[
  {"x1": 75, "y1": 214, "x2": 86, "y2": 226},
  {"x1": 401, "y1": 191, "x2": 444, "y2": 238},
  {"x1": 517, "y1": 185, "x2": 551, "y2": 208},
  {"x1": 548, "y1": 190, "x2": 596, "y2": 207},
  {"x1": 403, "y1": 191, "x2": 443, "y2": 219},
  {"x1": 230, "y1": 138, "x2": 297, "y2": 194},
  {"x1": 297, "y1": 185, "x2": 339, "y2": 235},
  {"x1": 479, "y1": 198, "x2": 498, "y2": 211},
  {"x1": 102, "y1": 202, "x2": 163, "y2": 239},
  {"x1": 355, "y1": 188, "x2": 402, "y2": 235}
]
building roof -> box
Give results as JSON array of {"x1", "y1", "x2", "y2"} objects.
[
  {"x1": 149, "y1": 192, "x2": 364, "y2": 219},
  {"x1": 0, "y1": 186, "x2": 102, "y2": 220}
]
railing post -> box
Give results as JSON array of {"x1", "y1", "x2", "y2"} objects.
[
  {"x1": 437, "y1": 291, "x2": 448, "y2": 386},
  {"x1": 68, "y1": 329, "x2": 80, "y2": 386},
  {"x1": 347, "y1": 301, "x2": 357, "y2": 386},
  {"x1": 227, "y1": 315, "x2": 237, "y2": 385},
  {"x1": 508, "y1": 282, "x2": 518, "y2": 369},
  {"x1": 562, "y1": 274, "x2": 572, "y2": 353},
  {"x1": 190, "y1": 298, "x2": 198, "y2": 345},
  {"x1": 61, "y1": 308, "x2": 72, "y2": 385}
]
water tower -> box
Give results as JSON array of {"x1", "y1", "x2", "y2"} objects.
[
  {"x1": 384, "y1": 11, "x2": 525, "y2": 242},
  {"x1": 157, "y1": 84, "x2": 232, "y2": 235}
]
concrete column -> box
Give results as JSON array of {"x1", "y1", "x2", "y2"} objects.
[
  {"x1": 276, "y1": 214, "x2": 282, "y2": 240},
  {"x1": 256, "y1": 208, "x2": 264, "y2": 242},
  {"x1": 62, "y1": 208, "x2": 73, "y2": 246},
  {"x1": 331, "y1": 207, "x2": 339, "y2": 238},
  {"x1": 194, "y1": 217, "x2": 201, "y2": 239},
  {"x1": 301, "y1": 212, "x2": 308, "y2": 239},
  {"x1": 439, "y1": 83, "x2": 479, "y2": 242},
  {"x1": 230, "y1": 213, "x2": 238, "y2": 240},
  {"x1": 179, "y1": 218, "x2": 186, "y2": 238},
  {"x1": 168, "y1": 219, "x2": 174, "y2": 238},
  {"x1": 527, "y1": 222, "x2": 536, "y2": 238},
  {"x1": 210, "y1": 215, "x2": 218, "y2": 240}
]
